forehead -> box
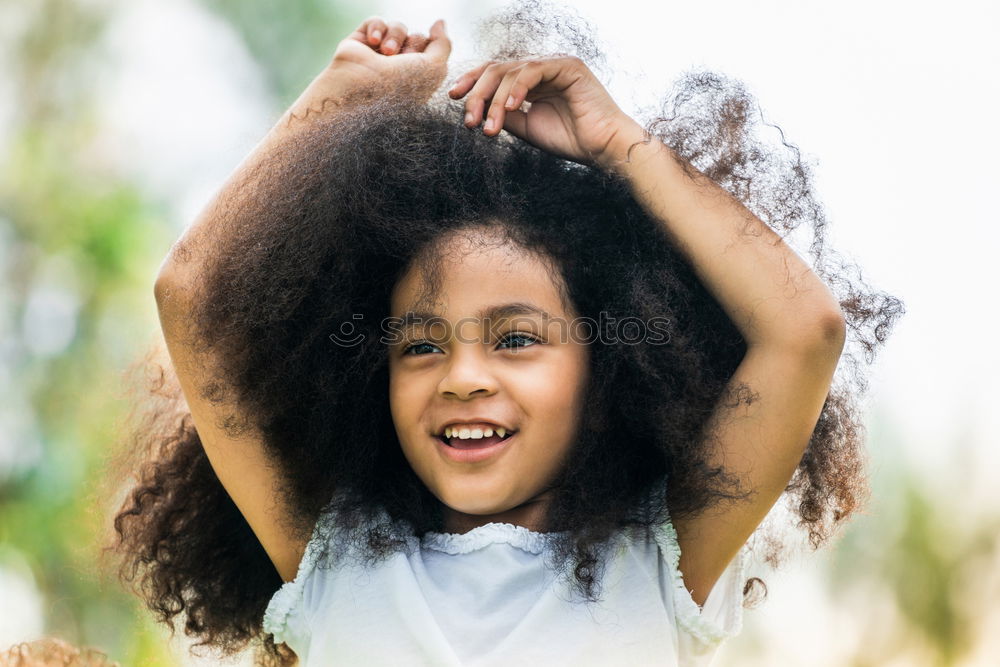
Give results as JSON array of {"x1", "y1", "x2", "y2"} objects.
[{"x1": 390, "y1": 229, "x2": 572, "y2": 318}]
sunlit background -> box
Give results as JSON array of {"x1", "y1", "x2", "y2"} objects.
[{"x1": 1, "y1": 0, "x2": 997, "y2": 664}]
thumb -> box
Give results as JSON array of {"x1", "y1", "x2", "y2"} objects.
[{"x1": 424, "y1": 19, "x2": 451, "y2": 61}]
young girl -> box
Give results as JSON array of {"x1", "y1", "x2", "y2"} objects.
[{"x1": 109, "y1": 6, "x2": 902, "y2": 666}]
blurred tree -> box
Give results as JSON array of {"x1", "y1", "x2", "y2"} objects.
[
  {"x1": 0, "y1": 0, "x2": 176, "y2": 663},
  {"x1": 199, "y1": 0, "x2": 364, "y2": 107},
  {"x1": 825, "y1": 417, "x2": 1000, "y2": 666},
  {"x1": 0, "y1": 0, "x2": 360, "y2": 663}
]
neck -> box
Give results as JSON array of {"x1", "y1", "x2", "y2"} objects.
[{"x1": 441, "y1": 492, "x2": 553, "y2": 534}]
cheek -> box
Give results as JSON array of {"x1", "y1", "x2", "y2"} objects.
[
  {"x1": 388, "y1": 367, "x2": 418, "y2": 430},
  {"x1": 522, "y1": 358, "x2": 588, "y2": 421},
  {"x1": 388, "y1": 368, "x2": 435, "y2": 437},
  {"x1": 545, "y1": 349, "x2": 589, "y2": 394}
]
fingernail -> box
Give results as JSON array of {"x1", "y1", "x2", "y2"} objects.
[
  {"x1": 372, "y1": 30, "x2": 381, "y2": 40},
  {"x1": 505, "y1": 95, "x2": 515, "y2": 109},
  {"x1": 465, "y1": 112, "x2": 474, "y2": 125},
  {"x1": 484, "y1": 118, "x2": 495, "y2": 132},
  {"x1": 384, "y1": 39, "x2": 397, "y2": 52}
]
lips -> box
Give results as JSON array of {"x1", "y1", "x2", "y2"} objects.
[{"x1": 434, "y1": 430, "x2": 517, "y2": 463}]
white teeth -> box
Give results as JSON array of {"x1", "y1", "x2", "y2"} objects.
[{"x1": 442, "y1": 425, "x2": 510, "y2": 439}]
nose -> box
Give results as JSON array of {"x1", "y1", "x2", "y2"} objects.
[{"x1": 438, "y1": 346, "x2": 498, "y2": 399}]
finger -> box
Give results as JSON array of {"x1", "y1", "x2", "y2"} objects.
[
  {"x1": 489, "y1": 59, "x2": 562, "y2": 134},
  {"x1": 503, "y1": 61, "x2": 545, "y2": 111},
  {"x1": 463, "y1": 62, "x2": 518, "y2": 130},
  {"x1": 448, "y1": 60, "x2": 492, "y2": 100},
  {"x1": 484, "y1": 66, "x2": 528, "y2": 135},
  {"x1": 347, "y1": 17, "x2": 383, "y2": 45},
  {"x1": 399, "y1": 32, "x2": 429, "y2": 54},
  {"x1": 381, "y1": 20, "x2": 408, "y2": 55},
  {"x1": 364, "y1": 17, "x2": 388, "y2": 46},
  {"x1": 424, "y1": 19, "x2": 452, "y2": 62}
]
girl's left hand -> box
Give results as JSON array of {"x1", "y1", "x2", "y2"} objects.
[{"x1": 448, "y1": 56, "x2": 644, "y2": 168}]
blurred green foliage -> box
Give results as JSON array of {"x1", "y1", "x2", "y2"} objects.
[
  {"x1": 0, "y1": 0, "x2": 178, "y2": 662},
  {"x1": 200, "y1": 0, "x2": 364, "y2": 106},
  {"x1": 0, "y1": 0, "x2": 358, "y2": 663},
  {"x1": 823, "y1": 422, "x2": 1000, "y2": 667}
]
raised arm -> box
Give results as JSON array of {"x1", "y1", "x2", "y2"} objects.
[
  {"x1": 600, "y1": 129, "x2": 845, "y2": 606},
  {"x1": 154, "y1": 17, "x2": 452, "y2": 582},
  {"x1": 450, "y1": 55, "x2": 846, "y2": 607}
]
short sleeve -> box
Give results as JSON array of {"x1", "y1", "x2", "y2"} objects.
[
  {"x1": 262, "y1": 514, "x2": 329, "y2": 648},
  {"x1": 651, "y1": 512, "x2": 751, "y2": 654}
]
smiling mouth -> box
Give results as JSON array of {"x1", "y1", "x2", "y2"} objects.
[{"x1": 436, "y1": 432, "x2": 515, "y2": 450}]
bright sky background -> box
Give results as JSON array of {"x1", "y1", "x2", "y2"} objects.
[{"x1": 5, "y1": 0, "x2": 998, "y2": 662}]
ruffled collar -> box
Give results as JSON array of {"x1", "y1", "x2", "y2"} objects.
[
  {"x1": 420, "y1": 521, "x2": 568, "y2": 555},
  {"x1": 414, "y1": 475, "x2": 669, "y2": 557}
]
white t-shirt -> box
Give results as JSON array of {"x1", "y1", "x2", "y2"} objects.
[{"x1": 262, "y1": 488, "x2": 752, "y2": 666}]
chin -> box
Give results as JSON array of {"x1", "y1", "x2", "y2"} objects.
[
  {"x1": 443, "y1": 494, "x2": 507, "y2": 516},
  {"x1": 437, "y1": 483, "x2": 516, "y2": 516}
]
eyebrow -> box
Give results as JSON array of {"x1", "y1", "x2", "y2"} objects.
[{"x1": 399, "y1": 301, "x2": 552, "y2": 326}]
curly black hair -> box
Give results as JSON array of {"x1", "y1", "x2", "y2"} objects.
[{"x1": 103, "y1": 2, "x2": 904, "y2": 665}]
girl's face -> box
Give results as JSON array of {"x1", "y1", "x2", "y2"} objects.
[{"x1": 388, "y1": 229, "x2": 591, "y2": 534}]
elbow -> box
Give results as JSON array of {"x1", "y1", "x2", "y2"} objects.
[
  {"x1": 801, "y1": 308, "x2": 847, "y2": 362},
  {"x1": 154, "y1": 245, "x2": 196, "y2": 302},
  {"x1": 154, "y1": 269, "x2": 176, "y2": 305},
  {"x1": 154, "y1": 262, "x2": 192, "y2": 310},
  {"x1": 819, "y1": 308, "x2": 848, "y2": 352},
  {"x1": 766, "y1": 307, "x2": 847, "y2": 360},
  {"x1": 154, "y1": 241, "x2": 196, "y2": 302}
]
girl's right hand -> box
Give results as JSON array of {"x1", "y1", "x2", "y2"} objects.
[{"x1": 286, "y1": 17, "x2": 451, "y2": 123}]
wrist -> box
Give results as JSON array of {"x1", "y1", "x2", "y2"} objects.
[
  {"x1": 281, "y1": 68, "x2": 380, "y2": 127},
  {"x1": 595, "y1": 116, "x2": 653, "y2": 172}
]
